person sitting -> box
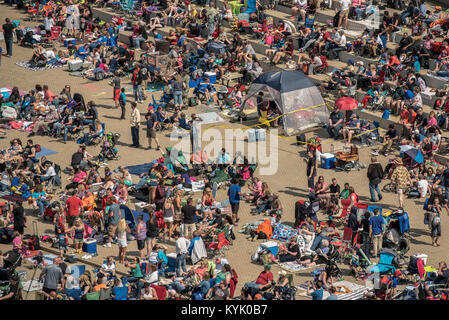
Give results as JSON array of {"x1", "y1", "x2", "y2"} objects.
[
  {"x1": 243, "y1": 264, "x2": 274, "y2": 293},
  {"x1": 380, "y1": 124, "x2": 399, "y2": 156},
  {"x1": 341, "y1": 113, "x2": 361, "y2": 145},
  {"x1": 319, "y1": 70, "x2": 342, "y2": 93},
  {"x1": 272, "y1": 237, "x2": 300, "y2": 264},
  {"x1": 248, "y1": 219, "x2": 272, "y2": 241}
]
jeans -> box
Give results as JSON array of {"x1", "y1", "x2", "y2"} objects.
[
  {"x1": 131, "y1": 126, "x2": 140, "y2": 146},
  {"x1": 83, "y1": 119, "x2": 95, "y2": 128},
  {"x1": 176, "y1": 253, "x2": 187, "y2": 277},
  {"x1": 207, "y1": 22, "x2": 214, "y2": 37},
  {"x1": 19, "y1": 106, "x2": 32, "y2": 119},
  {"x1": 355, "y1": 7, "x2": 364, "y2": 20},
  {"x1": 135, "y1": 176, "x2": 149, "y2": 191},
  {"x1": 63, "y1": 125, "x2": 77, "y2": 142},
  {"x1": 40, "y1": 175, "x2": 53, "y2": 184},
  {"x1": 173, "y1": 91, "x2": 183, "y2": 106},
  {"x1": 369, "y1": 182, "x2": 382, "y2": 202},
  {"x1": 0, "y1": 182, "x2": 8, "y2": 191},
  {"x1": 126, "y1": 276, "x2": 144, "y2": 300},
  {"x1": 134, "y1": 37, "x2": 145, "y2": 49},
  {"x1": 5, "y1": 37, "x2": 13, "y2": 56},
  {"x1": 326, "y1": 124, "x2": 343, "y2": 139},
  {"x1": 53, "y1": 122, "x2": 63, "y2": 136},
  {"x1": 133, "y1": 84, "x2": 143, "y2": 102},
  {"x1": 36, "y1": 198, "x2": 50, "y2": 215},
  {"x1": 436, "y1": 71, "x2": 449, "y2": 78},
  {"x1": 362, "y1": 231, "x2": 371, "y2": 259},
  {"x1": 158, "y1": 262, "x2": 167, "y2": 278},
  {"x1": 310, "y1": 234, "x2": 329, "y2": 251}
]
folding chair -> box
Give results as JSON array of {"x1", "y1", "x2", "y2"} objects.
[
  {"x1": 99, "y1": 287, "x2": 113, "y2": 300},
  {"x1": 113, "y1": 286, "x2": 128, "y2": 300},
  {"x1": 332, "y1": 198, "x2": 351, "y2": 222},
  {"x1": 208, "y1": 232, "x2": 230, "y2": 252},
  {"x1": 150, "y1": 284, "x2": 167, "y2": 300},
  {"x1": 85, "y1": 291, "x2": 101, "y2": 300},
  {"x1": 44, "y1": 26, "x2": 61, "y2": 45},
  {"x1": 368, "y1": 248, "x2": 397, "y2": 275}
]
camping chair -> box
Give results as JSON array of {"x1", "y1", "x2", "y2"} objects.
[
  {"x1": 208, "y1": 232, "x2": 230, "y2": 254},
  {"x1": 332, "y1": 198, "x2": 351, "y2": 222},
  {"x1": 368, "y1": 249, "x2": 397, "y2": 275},
  {"x1": 258, "y1": 110, "x2": 270, "y2": 128},
  {"x1": 313, "y1": 56, "x2": 328, "y2": 74},
  {"x1": 43, "y1": 26, "x2": 61, "y2": 45},
  {"x1": 99, "y1": 287, "x2": 113, "y2": 300},
  {"x1": 210, "y1": 170, "x2": 230, "y2": 186},
  {"x1": 301, "y1": 14, "x2": 316, "y2": 31},
  {"x1": 65, "y1": 288, "x2": 83, "y2": 300},
  {"x1": 151, "y1": 284, "x2": 167, "y2": 300},
  {"x1": 85, "y1": 291, "x2": 101, "y2": 300},
  {"x1": 90, "y1": 123, "x2": 106, "y2": 145},
  {"x1": 113, "y1": 286, "x2": 128, "y2": 300}
]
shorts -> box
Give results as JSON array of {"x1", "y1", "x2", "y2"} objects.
[
  {"x1": 108, "y1": 224, "x2": 118, "y2": 237},
  {"x1": 164, "y1": 216, "x2": 174, "y2": 223},
  {"x1": 328, "y1": 82, "x2": 337, "y2": 90},
  {"x1": 137, "y1": 239, "x2": 145, "y2": 250},
  {"x1": 202, "y1": 205, "x2": 212, "y2": 213},
  {"x1": 231, "y1": 202, "x2": 239, "y2": 215},
  {"x1": 397, "y1": 188, "x2": 405, "y2": 195},
  {"x1": 340, "y1": 9, "x2": 349, "y2": 19},
  {"x1": 67, "y1": 215, "x2": 78, "y2": 227},
  {"x1": 73, "y1": 238, "x2": 83, "y2": 244},
  {"x1": 114, "y1": 89, "x2": 120, "y2": 101},
  {"x1": 117, "y1": 239, "x2": 127, "y2": 248},
  {"x1": 147, "y1": 128, "x2": 156, "y2": 138}
]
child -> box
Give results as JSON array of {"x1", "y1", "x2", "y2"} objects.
[
  {"x1": 12, "y1": 232, "x2": 23, "y2": 253},
  {"x1": 119, "y1": 87, "x2": 126, "y2": 120},
  {"x1": 57, "y1": 226, "x2": 68, "y2": 258}
]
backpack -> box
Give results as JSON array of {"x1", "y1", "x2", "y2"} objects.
[
  {"x1": 34, "y1": 144, "x2": 41, "y2": 153},
  {"x1": 188, "y1": 96, "x2": 198, "y2": 107},
  {"x1": 258, "y1": 250, "x2": 272, "y2": 265},
  {"x1": 28, "y1": 235, "x2": 41, "y2": 250},
  {"x1": 95, "y1": 72, "x2": 104, "y2": 81}
]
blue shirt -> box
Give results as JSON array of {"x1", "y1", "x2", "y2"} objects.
[
  {"x1": 158, "y1": 250, "x2": 168, "y2": 264},
  {"x1": 228, "y1": 184, "x2": 241, "y2": 204},
  {"x1": 311, "y1": 288, "x2": 324, "y2": 300},
  {"x1": 369, "y1": 215, "x2": 385, "y2": 235}
]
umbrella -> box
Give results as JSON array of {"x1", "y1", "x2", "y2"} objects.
[
  {"x1": 404, "y1": 148, "x2": 424, "y2": 164},
  {"x1": 335, "y1": 97, "x2": 359, "y2": 111},
  {"x1": 399, "y1": 145, "x2": 414, "y2": 153}
]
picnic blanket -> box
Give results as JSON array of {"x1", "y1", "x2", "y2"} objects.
[
  {"x1": 196, "y1": 112, "x2": 224, "y2": 125},
  {"x1": 21, "y1": 279, "x2": 44, "y2": 292},
  {"x1": 427, "y1": 72, "x2": 449, "y2": 83},
  {"x1": 271, "y1": 223, "x2": 298, "y2": 242},
  {"x1": 26, "y1": 254, "x2": 57, "y2": 265},
  {"x1": 296, "y1": 280, "x2": 370, "y2": 300},
  {"x1": 279, "y1": 262, "x2": 325, "y2": 273},
  {"x1": 16, "y1": 60, "x2": 66, "y2": 71},
  {"x1": 179, "y1": 180, "x2": 205, "y2": 192},
  {"x1": 125, "y1": 162, "x2": 155, "y2": 176},
  {"x1": 36, "y1": 146, "x2": 58, "y2": 158}
]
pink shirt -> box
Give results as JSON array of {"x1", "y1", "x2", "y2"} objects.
[
  {"x1": 427, "y1": 117, "x2": 437, "y2": 128},
  {"x1": 73, "y1": 171, "x2": 87, "y2": 183},
  {"x1": 12, "y1": 237, "x2": 22, "y2": 250}
]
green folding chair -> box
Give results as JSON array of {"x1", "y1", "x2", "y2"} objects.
[{"x1": 85, "y1": 291, "x2": 100, "y2": 300}]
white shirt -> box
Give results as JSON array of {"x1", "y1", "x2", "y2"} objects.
[
  {"x1": 215, "y1": 258, "x2": 230, "y2": 273},
  {"x1": 101, "y1": 262, "x2": 116, "y2": 273},
  {"x1": 44, "y1": 17, "x2": 55, "y2": 31},
  {"x1": 43, "y1": 166, "x2": 56, "y2": 178},
  {"x1": 44, "y1": 50, "x2": 56, "y2": 59},
  {"x1": 418, "y1": 179, "x2": 428, "y2": 198},
  {"x1": 339, "y1": 35, "x2": 347, "y2": 47},
  {"x1": 175, "y1": 237, "x2": 190, "y2": 255},
  {"x1": 297, "y1": 0, "x2": 307, "y2": 7},
  {"x1": 341, "y1": 0, "x2": 351, "y2": 11}
]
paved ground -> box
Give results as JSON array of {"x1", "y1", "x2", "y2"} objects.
[{"x1": 1, "y1": 4, "x2": 448, "y2": 300}]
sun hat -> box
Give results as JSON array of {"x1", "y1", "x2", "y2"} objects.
[
  {"x1": 278, "y1": 270, "x2": 287, "y2": 276},
  {"x1": 395, "y1": 158, "x2": 403, "y2": 165}
]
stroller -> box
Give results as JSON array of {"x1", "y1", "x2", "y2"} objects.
[
  {"x1": 383, "y1": 211, "x2": 410, "y2": 256},
  {"x1": 97, "y1": 132, "x2": 120, "y2": 162}
]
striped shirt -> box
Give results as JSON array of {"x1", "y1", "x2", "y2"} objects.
[{"x1": 136, "y1": 221, "x2": 147, "y2": 240}]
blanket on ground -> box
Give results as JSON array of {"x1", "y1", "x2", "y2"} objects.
[
  {"x1": 16, "y1": 60, "x2": 66, "y2": 71},
  {"x1": 296, "y1": 280, "x2": 370, "y2": 300}
]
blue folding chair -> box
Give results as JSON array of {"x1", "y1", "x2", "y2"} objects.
[
  {"x1": 368, "y1": 248, "x2": 397, "y2": 275},
  {"x1": 303, "y1": 14, "x2": 316, "y2": 30},
  {"x1": 65, "y1": 288, "x2": 83, "y2": 300},
  {"x1": 113, "y1": 287, "x2": 128, "y2": 300}
]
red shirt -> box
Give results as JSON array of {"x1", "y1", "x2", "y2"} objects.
[
  {"x1": 66, "y1": 196, "x2": 83, "y2": 217},
  {"x1": 255, "y1": 270, "x2": 273, "y2": 286}
]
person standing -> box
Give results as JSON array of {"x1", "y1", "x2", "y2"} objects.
[
  {"x1": 146, "y1": 107, "x2": 161, "y2": 150},
  {"x1": 131, "y1": 64, "x2": 143, "y2": 103},
  {"x1": 104, "y1": 198, "x2": 120, "y2": 248},
  {"x1": 367, "y1": 156, "x2": 384, "y2": 202},
  {"x1": 2, "y1": 18, "x2": 15, "y2": 57},
  {"x1": 135, "y1": 215, "x2": 147, "y2": 259},
  {"x1": 182, "y1": 72, "x2": 190, "y2": 105},
  {"x1": 119, "y1": 88, "x2": 126, "y2": 119},
  {"x1": 369, "y1": 208, "x2": 385, "y2": 258},
  {"x1": 111, "y1": 71, "x2": 121, "y2": 109},
  {"x1": 65, "y1": 191, "x2": 83, "y2": 227},
  {"x1": 172, "y1": 75, "x2": 185, "y2": 110},
  {"x1": 228, "y1": 178, "x2": 243, "y2": 225},
  {"x1": 39, "y1": 257, "x2": 65, "y2": 299},
  {"x1": 306, "y1": 151, "x2": 318, "y2": 191},
  {"x1": 12, "y1": 201, "x2": 25, "y2": 235},
  {"x1": 174, "y1": 232, "x2": 190, "y2": 277},
  {"x1": 130, "y1": 102, "x2": 141, "y2": 148},
  {"x1": 181, "y1": 197, "x2": 198, "y2": 239},
  {"x1": 390, "y1": 158, "x2": 411, "y2": 209}
]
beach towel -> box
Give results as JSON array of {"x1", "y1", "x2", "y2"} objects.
[
  {"x1": 191, "y1": 237, "x2": 207, "y2": 264},
  {"x1": 15, "y1": 60, "x2": 66, "y2": 71},
  {"x1": 125, "y1": 162, "x2": 155, "y2": 176},
  {"x1": 196, "y1": 112, "x2": 224, "y2": 125},
  {"x1": 297, "y1": 280, "x2": 370, "y2": 300},
  {"x1": 21, "y1": 279, "x2": 44, "y2": 292},
  {"x1": 36, "y1": 146, "x2": 58, "y2": 158},
  {"x1": 271, "y1": 224, "x2": 298, "y2": 242},
  {"x1": 180, "y1": 180, "x2": 205, "y2": 192},
  {"x1": 279, "y1": 262, "x2": 324, "y2": 273}
]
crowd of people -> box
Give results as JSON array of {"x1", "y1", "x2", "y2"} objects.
[{"x1": 1, "y1": 0, "x2": 449, "y2": 302}]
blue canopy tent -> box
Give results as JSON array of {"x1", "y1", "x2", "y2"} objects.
[{"x1": 240, "y1": 70, "x2": 329, "y2": 135}]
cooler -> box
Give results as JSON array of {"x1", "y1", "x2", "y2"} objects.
[
  {"x1": 204, "y1": 72, "x2": 217, "y2": 84},
  {"x1": 320, "y1": 153, "x2": 335, "y2": 169},
  {"x1": 64, "y1": 38, "x2": 76, "y2": 47},
  {"x1": 255, "y1": 128, "x2": 266, "y2": 141},
  {"x1": 260, "y1": 241, "x2": 278, "y2": 257},
  {"x1": 166, "y1": 252, "x2": 177, "y2": 273},
  {"x1": 247, "y1": 128, "x2": 256, "y2": 142},
  {"x1": 82, "y1": 238, "x2": 97, "y2": 255}
]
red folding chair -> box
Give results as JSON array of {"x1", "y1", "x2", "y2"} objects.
[
  {"x1": 208, "y1": 232, "x2": 230, "y2": 251},
  {"x1": 150, "y1": 284, "x2": 167, "y2": 300},
  {"x1": 44, "y1": 26, "x2": 62, "y2": 44}
]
